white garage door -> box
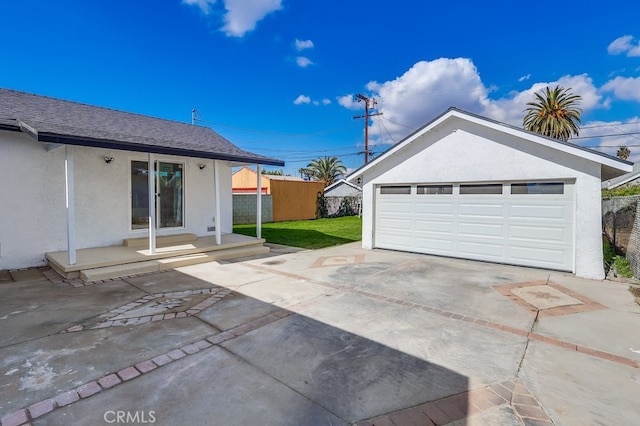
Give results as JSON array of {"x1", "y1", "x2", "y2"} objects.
[{"x1": 374, "y1": 181, "x2": 574, "y2": 271}]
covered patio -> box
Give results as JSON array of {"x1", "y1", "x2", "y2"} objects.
[
  {"x1": 46, "y1": 233, "x2": 269, "y2": 281},
  {"x1": 0, "y1": 88, "x2": 283, "y2": 274}
]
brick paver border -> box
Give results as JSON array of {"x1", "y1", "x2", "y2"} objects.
[
  {"x1": 1, "y1": 309, "x2": 293, "y2": 425},
  {"x1": 61, "y1": 288, "x2": 233, "y2": 333},
  {"x1": 243, "y1": 262, "x2": 640, "y2": 370},
  {"x1": 356, "y1": 379, "x2": 553, "y2": 425},
  {"x1": 493, "y1": 280, "x2": 607, "y2": 317}
]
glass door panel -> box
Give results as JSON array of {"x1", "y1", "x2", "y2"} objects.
[{"x1": 130, "y1": 160, "x2": 184, "y2": 230}]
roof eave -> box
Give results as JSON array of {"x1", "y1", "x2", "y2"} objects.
[
  {"x1": 346, "y1": 108, "x2": 633, "y2": 182},
  {"x1": 36, "y1": 132, "x2": 285, "y2": 166}
]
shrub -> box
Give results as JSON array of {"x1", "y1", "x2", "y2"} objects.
[{"x1": 613, "y1": 255, "x2": 634, "y2": 278}]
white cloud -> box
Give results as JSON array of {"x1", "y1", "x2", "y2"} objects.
[
  {"x1": 294, "y1": 95, "x2": 330, "y2": 106},
  {"x1": 221, "y1": 0, "x2": 282, "y2": 37},
  {"x1": 602, "y1": 76, "x2": 640, "y2": 101},
  {"x1": 295, "y1": 39, "x2": 314, "y2": 51},
  {"x1": 339, "y1": 58, "x2": 607, "y2": 144},
  {"x1": 608, "y1": 35, "x2": 640, "y2": 57},
  {"x1": 183, "y1": 0, "x2": 217, "y2": 14},
  {"x1": 293, "y1": 95, "x2": 311, "y2": 105},
  {"x1": 184, "y1": 0, "x2": 282, "y2": 37},
  {"x1": 518, "y1": 73, "x2": 531, "y2": 82},
  {"x1": 337, "y1": 94, "x2": 359, "y2": 109},
  {"x1": 296, "y1": 56, "x2": 313, "y2": 68}
]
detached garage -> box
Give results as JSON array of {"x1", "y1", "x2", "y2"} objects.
[{"x1": 347, "y1": 109, "x2": 632, "y2": 279}]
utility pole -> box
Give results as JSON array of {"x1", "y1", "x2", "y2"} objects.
[
  {"x1": 353, "y1": 94, "x2": 382, "y2": 164},
  {"x1": 191, "y1": 109, "x2": 199, "y2": 125}
]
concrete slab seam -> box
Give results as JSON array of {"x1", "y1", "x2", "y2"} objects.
[
  {"x1": 2, "y1": 308, "x2": 292, "y2": 425},
  {"x1": 241, "y1": 263, "x2": 640, "y2": 370}
]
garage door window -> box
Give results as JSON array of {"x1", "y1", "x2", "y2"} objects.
[
  {"x1": 511, "y1": 182, "x2": 564, "y2": 195},
  {"x1": 460, "y1": 184, "x2": 503, "y2": 195},
  {"x1": 417, "y1": 185, "x2": 453, "y2": 195},
  {"x1": 380, "y1": 186, "x2": 411, "y2": 194}
]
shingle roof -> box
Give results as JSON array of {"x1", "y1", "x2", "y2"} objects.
[{"x1": 0, "y1": 88, "x2": 284, "y2": 166}]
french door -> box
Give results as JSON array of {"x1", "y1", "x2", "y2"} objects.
[{"x1": 131, "y1": 160, "x2": 184, "y2": 230}]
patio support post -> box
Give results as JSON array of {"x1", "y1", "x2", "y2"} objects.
[
  {"x1": 64, "y1": 145, "x2": 77, "y2": 265},
  {"x1": 214, "y1": 160, "x2": 222, "y2": 245},
  {"x1": 256, "y1": 164, "x2": 262, "y2": 239},
  {"x1": 148, "y1": 153, "x2": 156, "y2": 254}
]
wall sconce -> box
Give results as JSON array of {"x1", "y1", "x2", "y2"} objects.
[
  {"x1": 104, "y1": 156, "x2": 114, "y2": 164},
  {"x1": 198, "y1": 164, "x2": 206, "y2": 170}
]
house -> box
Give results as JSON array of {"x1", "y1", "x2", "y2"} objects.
[
  {"x1": 346, "y1": 108, "x2": 632, "y2": 279},
  {"x1": 323, "y1": 179, "x2": 362, "y2": 197},
  {"x1": 232, "y1": 166, "x2": 324, "y2": 222},
  {"x1": 602, "y1": 162, "x2": 640, "y2": 189},
  {"x1": 323, "y1": 179, "x2": 362, "y2": 216},
  {"x1": 0, "y1": 88, "x2": 283, "y2": 274}
]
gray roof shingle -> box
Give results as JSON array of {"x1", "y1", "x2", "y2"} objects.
[{"x1": 0, "y1": 88, "x2": 284, "y2": 166}]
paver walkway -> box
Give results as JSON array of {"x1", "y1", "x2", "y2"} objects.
[{"x1": 1, "y1": 243, "x2": 639, "y2": 425}]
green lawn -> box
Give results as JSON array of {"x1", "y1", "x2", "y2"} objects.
[{"x1": 233, "y1": 216, "x2": 362, "y2": 249}]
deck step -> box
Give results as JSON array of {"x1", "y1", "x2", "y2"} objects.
[
  {"x1": 123, "y1": 233, "x2": 198, "y2": 248},
  {"x1": 80, "y1": 244, "x2": 270, "y2": 281}
]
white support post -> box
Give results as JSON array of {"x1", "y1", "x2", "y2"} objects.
[
  {"x1": 256, "y1": 164, "x2": 262, "y2": 239},
  {"x1": 214, "y1": 160, "x2": 222, "y2": 245},
  {"x1": 65, "y1": 145, "x2": 77, "y2": 265},
  {"x1": 148, "y1": 153, "x2": 156, "y2": 254}
]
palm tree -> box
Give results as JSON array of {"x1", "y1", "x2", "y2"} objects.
[
  {"x1": 617, "y1": 146, "x2": 631, "y2": 160},
  {"x1": 523, "y1": 86, "x2": 583, "y2": 141},
  {"x1": 306, "y1": 156, "x2": 347, "y2": 187}
]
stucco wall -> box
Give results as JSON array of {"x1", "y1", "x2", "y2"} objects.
[
  {"x1": 271, "y1": 180, "x2": 325, "y2": 222},
  {"x1": 359, "y1": 118, "x2": 604, "y2": 279},
  {"x1": 0, "y1": 130, "x2": 233, "y2": 269}
]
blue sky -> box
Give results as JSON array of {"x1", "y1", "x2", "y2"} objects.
[{"x1": 2, "y1": 1, "x2": 640, "y2": 173}]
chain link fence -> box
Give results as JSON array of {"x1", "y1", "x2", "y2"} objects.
[{"x1": 602, "y1": 196, "x2": 640, "y2": 276}]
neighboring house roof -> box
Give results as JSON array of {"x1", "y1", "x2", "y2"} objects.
[
  {"x1": 602, "y1": 162, "x2": 640, "y2": 189},
  {"x1": 0, "y1": 88, "x2": 284, "y2": 166},
  {"x1": 263, "y1": 175, "x2": 305, "y2": 181},
  {"x1": 324, "y1": 179, "x2": 362, "y2": 194},
  {"x1": 347, "y1": 108, "x2": 632, "y2": 182}
]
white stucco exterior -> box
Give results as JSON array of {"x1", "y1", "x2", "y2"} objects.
[
  {"x1": 324, "y1": 180, "x2": 362, "y2": 197},
  {"x1": 0, "y1": 130, "x2": 234, "y2": 269},
  {"x1": 350, "y1": 111, "x2": 631, "y2": 280}
]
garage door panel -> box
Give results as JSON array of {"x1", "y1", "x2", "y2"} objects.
[
  {"x1": 415, "y1": 219, "x2": 455, "y2": 233},
  {"x1": 375, "y1": 182, "x2": 574, "y2": 272},
  {"x1": 458, "y1": 222, "x2": 504, "y2": 238},
  {"x1": 509, "y1": 204, "x2": 570, "y2": 220},
  {"x1": 414, "y1": 236, "x2": 455, "y2": 253},
  {"x1": 377, "y1": 201, "x2": 412, "y2": 213},
  {"x1": 458, "y1": 203, "x2": 504, "y2": 218},
  {"x1": 509, "y1": 245, "x2": 571, "y2": 267},
  {"x1": 458, "y1": 241, "x2": 504, "y2": 258},
  {"x1": 415, "y1": 203, "x2": 454, "y2": 215},
  {"x1": 509, "y1": 225, "x2": 568, "y2": 243},
  {"x1": 377, "y1": 217, "x2": 412, "y2": 230}
]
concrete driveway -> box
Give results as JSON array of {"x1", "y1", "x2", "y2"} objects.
[{"x1": 1, "y1": 243, "x2": 639, "y2": 425}]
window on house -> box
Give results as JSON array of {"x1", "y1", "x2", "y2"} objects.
[
  {"x1": 459, "y1": 184, "x2": 503, "y2": 195},
  {"x1": 511, "y1": 182, "x2": 564, "y2": 195},
  {"x1": 417, "y1": 185, "x2": 453, "y2": 195},
  {"x1": 380, "y1": 185, "x2": 411, "y2": 194}
]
